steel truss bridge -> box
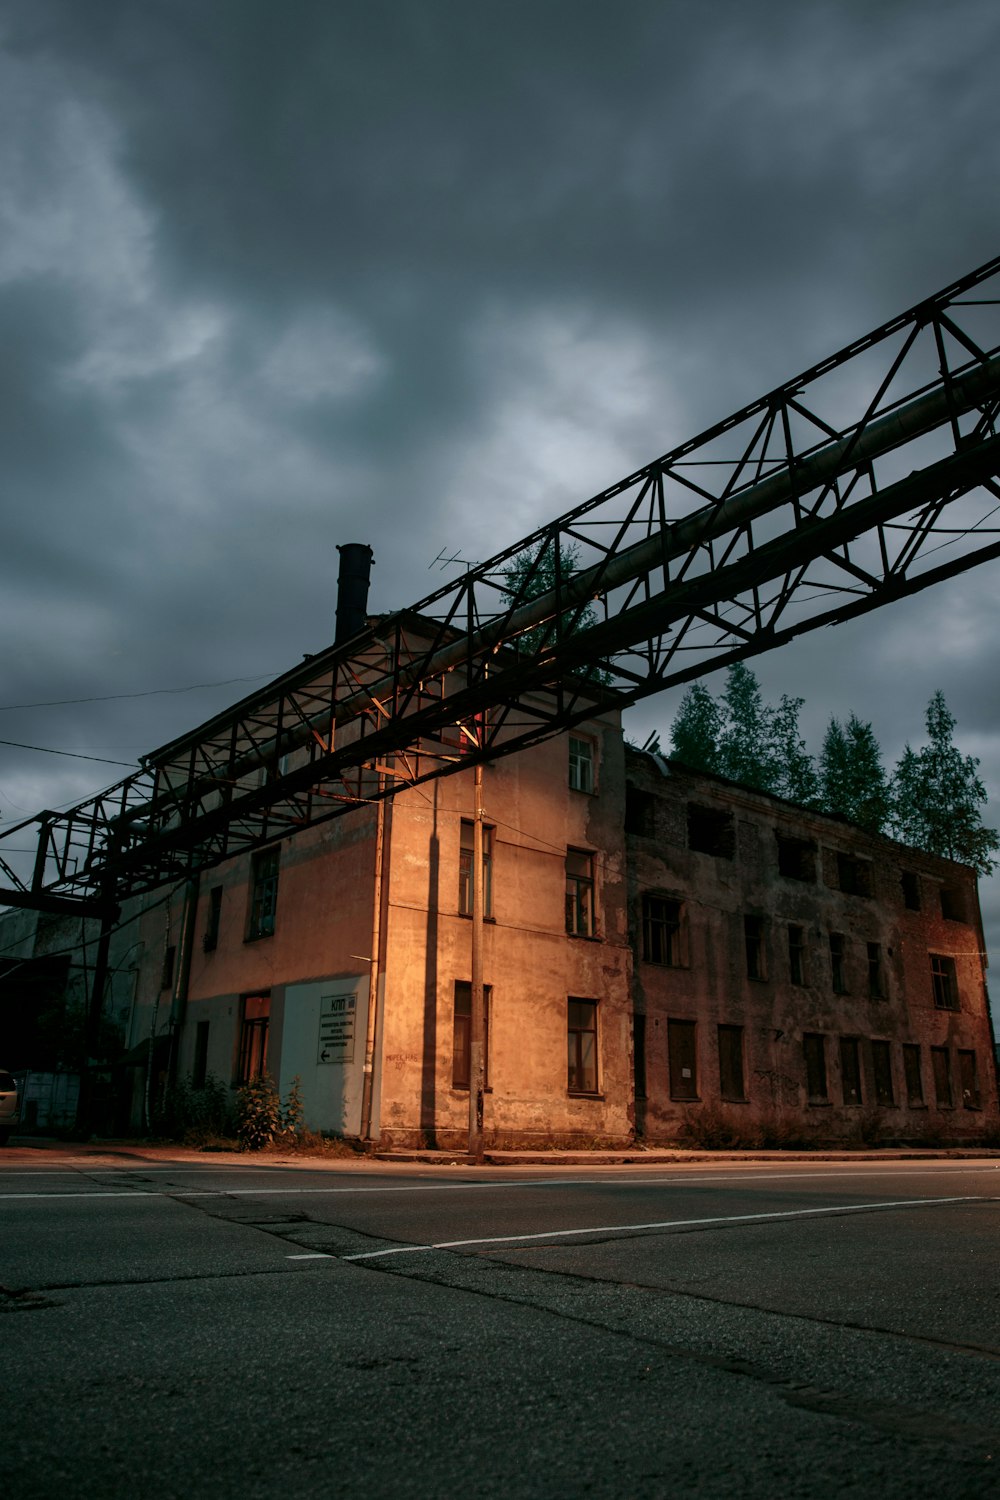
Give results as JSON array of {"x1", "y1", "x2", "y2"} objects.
[{"x1": 4, "y1": 255, "x2": 1000, "y2": 918}]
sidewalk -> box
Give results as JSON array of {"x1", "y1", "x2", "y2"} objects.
[{"x1": 5, "y1": 1134, "x2": 998, "y2": 1169}]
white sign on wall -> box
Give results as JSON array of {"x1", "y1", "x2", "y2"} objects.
[{"x1": 318, "y1": 992, "x2": 357, "y2": 1064}]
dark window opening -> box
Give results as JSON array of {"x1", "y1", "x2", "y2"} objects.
[
  {"x1": 459, "y1": 821, "x2": 494, "y2": 918},
  {"x1": 940, "y1": 884, "x2": 965, "y2": 923},
  {"x1": 867, "y1": 941, "x2": 885, "y2": 1000},
  {"x1": 901, "y1": 871, "x2": 921, "y2": 911},
  {"x1": 452, "y1": 982, "x2": 491, "y2": 1090},
  {"x1": 903, "y1": 1044, "x2": 924, "y2": 1106},
  {"x1": 958, "y1": 1049, "x2": 980, "y2": 1109},
  {"x1": 192, "y1": 1021, "x2": 210, "y2": 1089},
  {"x1": 744, "y1": 915, "x2": 766, "y2": 981},
  {"x1": 776, "y1": 834, "x2": 816, "y2": 883},
  {"x1": 687, "y1": 803, "x2": 735, "y2": 859},
  {"x1": 668, "y1": 1018, "x2": 698, "y2": 1100},
  {"x1": 247, "y1": 846, "x2": 280, "y2": 940},
  {"x1": 237, "y1": 995, "x2": 270, "y2": 1084},
  {"x1": 633, "y1": 1014, "x2": 647, "y2": 1101},
  {"x1": 836, "y1": 852, "x2": 873, "y2": 898},
  {"x1": 718, "y1": 1024, "x2": 746, "y2": 1101},
  {"x1": 642, "y1": 894, "x2": 682, "y2": 966},
  {"x1": 788, "y1": 924, "x2": 806, "y2": 986},
  {"x1": 625, "y1": 786, "x2": 656, "y2": 837},
  {"x1": 840, "y1": 1037, "x2": 862, "y2": 1106},
  {"x1": 829, "y1": 932, "x2": 847, "y2": 994},
  {"x1": 203, "y1": 886, "x2": 222, "y2": 953},
  {"x1": 930, "y1": 953, "x2": 959, "y2": 1010},
  {"x1": 568, "y1": 999, "x2": 598, "y2": 1094},
  {"x1": 803, "y1": 1033, "x2": 828, "y2": 1102},
  {"x1": 931, "y1": 1046, "x2": 952, "y2": 1108},
  {"x1": 565, "y1": 849, "x2": 595, "y2": 937},
  {"x1": 872, "y1": 1040, "x2": 894, "y2": 1107},
  {"x1": 160, "y1": 945, "x2": 176, "y2": 992}
]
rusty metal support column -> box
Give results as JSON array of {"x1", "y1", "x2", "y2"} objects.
[
  {"x1": 75, "y1": 889, "x2": 120, "y2": 1138},
  {"x1": 467, "y1": 763, "x2": 485, "y2": 1164}
]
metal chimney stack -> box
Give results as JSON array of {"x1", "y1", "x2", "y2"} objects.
[{"x1": 335, "y1": 543, "x2": 374, "y2": 644}]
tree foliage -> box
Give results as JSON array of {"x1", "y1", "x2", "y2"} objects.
[
  {"x1": 667, "y1": 674, "x2": 996, "y2": 873},
  {"x1": 889, "y1": 692, "x2": 998, "y2": 875},
  {"x1": 820, "y1": 714, "x2": 890, "y2": 834}
]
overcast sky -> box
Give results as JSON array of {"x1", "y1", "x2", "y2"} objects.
[{"x1": 2, "y1": 0, "x2": 999, "y2": 971}]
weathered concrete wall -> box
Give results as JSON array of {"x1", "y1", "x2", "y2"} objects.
[
  {"x1": 627, "y1": 751, "x2": 999, "y2": 1144},
  {"x1": 376, "y1": 714, "x2": 633, "y2": 1148}
]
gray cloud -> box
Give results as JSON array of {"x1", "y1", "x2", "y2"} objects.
[{"x1": 1, "y1": 0, "x2": 999, "y2": 971}]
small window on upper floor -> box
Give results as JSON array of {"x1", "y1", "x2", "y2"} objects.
[
  {"x1": 565, "y1": 849, "x2": 595, "y2": 938},
  {"x1": 641, "y1": 893, "x2": 682, "y2": 966},
  {"x1": 939, "y1": 884, "x2": 965, "y2": 923},
  {"x1": 836, "y1": 852, "x2": 873, "y2": 898},
  {"x1": 568, "y1": 736, "x2": 595, "y2": 794},
  {"x1": 901, "y1": 871, "x2": 921, "y2": 911},
  {"x1": 744, "y1": 915, "x2": 767, "y2": 981},
  {"x1": 776, "y1": 834, "x2": 816, "y2": 883},
  {"x1": 687, "y1": 803, "x2": 735, "y2": 859},
  {"x1": 625, "y1": 785, "x2": 656, "y2": 838},
  {"x1": 247, "y1": 846, "x2": 280, "y2": 940}
]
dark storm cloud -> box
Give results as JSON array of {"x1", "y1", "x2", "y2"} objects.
[{"x1": 1, "y1": 0, "x2": 999, "y2": 960}]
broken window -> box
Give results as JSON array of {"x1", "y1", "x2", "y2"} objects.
[
  {"x1": 668, "y1": 1018, "x2": 698, "y2": 1100},
  {"x1": 930, "y1": 953, "x2": 959, "y2": 1011},
  {"x1": 839, "y1": 1037, "x2": 863, "y2": 1106},
  {"x1": 958, "y1": 1050, "x2": 980, "y2": 1109},
  {"x1": 939, "y1": 884, "x2": 965, "y2": 923},
  {"x1": 788, "y1": 924, "x2": 807, "y2": 986},
  {"x1": 871, "y1": 1040, "x2": 894, "y2": 1107},
  {"x1": 901, "y1": 871, "x2": 921, "y2": 911},
  {"x1": 776, "y1": 833, "x2": 816, "y2": 882},
  {"x1": 687, "y1": 803, "x2": 735, "y2": 859},
  {"x1": 203, "y1": 886, "x2": 222, "y2": 952},
  {"x1": 641, "y1": 894, "x2": 682, "y2": 966},
  {"x1": 836, "y1": 852, "x2": 873, "y2": 898},
  {"x1": 903, "y1": 1044, "x2": 924, "y2": 1106},
  {"x1": 565, "y1": 849, "x2": 595, "y2": 937},
  {"x1": 718, "y1": 1024, "x2": 746, "y2": 1101},
  {"x1": 829, "y1": 932, "x2": 847, "y2": 994},
  {"x1": 567, "y1": 999, "x2": 598, "y2": 1094},
  {"x1": 931, "y1": 1046, "x2": 952, "y2": 1108},
  {"x1": 803, "y1": 1033, "x2": 828, "y2": 1103},
  {"x1": 625, "y1": 785, "x2": 656, "y2": 837},
  {"x1": 744, "y1": 915, "x2": 767, "y2": 981}
]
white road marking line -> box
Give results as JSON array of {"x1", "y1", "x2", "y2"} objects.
[
  {"x1": 286, "y1": 1253, "x2": 333, "y2": 1260},
  {"x1": 341, "y1": 1195, "x2": 990, "y2": 1260}
]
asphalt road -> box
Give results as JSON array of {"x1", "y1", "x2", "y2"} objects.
[{"x1": 2, "y1": 1151, "x2": 998, "y2": 1498}]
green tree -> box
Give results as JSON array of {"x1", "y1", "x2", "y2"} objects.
[
  {"x1": 770, "y1": 693, "x2": 819, "y2": 806},
  {"x1": 717, "y1": 662, "x2": 778, "y2": 791},
  {"x1": 668, "y1": 681, "x2": 721, "y2": 773},
  {"x1": 890, "y1": 691, "x2": 998, "y2": 875},
  {"x1": 820, "y1": 713, "x2": 890, "y2": 833}
]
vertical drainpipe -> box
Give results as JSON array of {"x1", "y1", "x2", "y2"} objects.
[
  {"x1": 167, "y1": 876, "x2": 200, "y2": 1088},
  {"x1": 360, "y1": 781, "x2": 386, "y2": 1144}
]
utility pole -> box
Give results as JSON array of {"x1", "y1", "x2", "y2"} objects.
[{"x1": 468, "y1": 761, "x2": 485, "y2": 1163}]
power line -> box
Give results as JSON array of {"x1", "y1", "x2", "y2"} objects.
[
  {"x1": 0, "y1": 671, "x2": 283, "y2": 713},
  {"x1": 0, "y1": 738, "x2": 138, "y2": 768}
]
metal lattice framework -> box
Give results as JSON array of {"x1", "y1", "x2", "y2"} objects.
[{"x1": 4, "y1": 254, "x2": 1000, "y2": 914}]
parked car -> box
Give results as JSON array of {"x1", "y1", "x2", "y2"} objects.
[{"x1": 0, "y1": 1070, "x2": 20, "y2": 1145}]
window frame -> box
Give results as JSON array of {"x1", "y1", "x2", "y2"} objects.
[
  {"x1": 829, "y1": 932, "x2": 848, "y2": 994},
  {"x1": 744, "y1": 915, "x2": 767, "y2": 982},
  {"x1": 902, "y1": 1044, "x2": 924, "y2": 1106},
  {"x1": 459, "y1": 820, "x2": 494, "y2": 919},
  {"x1": 930, "y1": 953, "x2": 959, "y2": 1011},
  {"x1": 236, "y1": 993, "x2": 270, "y2": 1085},
  {"x1": 871, "y1": 1039, "x2": 894, "y2": 1107},
  {"x1": 565, "y1": 848, "x2": 595, "y2": 938},
  {"x1": 803, "y1": 1032, "x2": 828, "y2": 1103},
  {"x1": 931, "y1": 1045, "x2": 953, "y2": 1108},
  {"x1": 668, "y1": 1018, "x2": 698, "y2": 1101},
  {"x1": 641, "y1": 892, "x2": 683, "y2": 967},
  {"x1": 567, "y1": 998, "x2": 599, "y2": 1095},
  {"x1": 568, "y1": 735, "x2": 596, "y2": 795},
  {"x1": 246, "y1": 845, "x2": 280, "y2": 941}
]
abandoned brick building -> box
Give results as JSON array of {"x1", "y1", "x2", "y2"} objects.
[{"x1": 98, "y1": 701, "x2": 996, "y2": 1148}]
